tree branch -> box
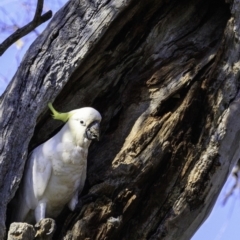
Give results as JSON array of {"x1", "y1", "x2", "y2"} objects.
[{"x1": 0, "y1": 0, "x2": 52, "y2": 57}]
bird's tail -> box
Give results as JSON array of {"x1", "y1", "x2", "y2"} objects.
[{"x1": 10, "y1": 188, "x2": 30, "y2": 223}]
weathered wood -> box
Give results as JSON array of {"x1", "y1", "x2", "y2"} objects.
[
  {"x1": 7, "y1": 223, "x2": 35, "y2": 240},
  {"x1": 0, "y1": 0, "x2": 139, "y2": 237},
  {"x1": 7, "y1": 219, "x2": 55, "y2": 240},
  {"x1": 1, "y1": 0, "x2": 240, "y2": 239}
]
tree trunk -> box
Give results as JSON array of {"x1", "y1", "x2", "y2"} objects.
[{"x1": 1, "y1": 0, "x2": 240, "y2": 239}]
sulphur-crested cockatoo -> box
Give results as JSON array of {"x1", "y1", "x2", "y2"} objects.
[{"x1": 13, "y1": 103, "x2": 101, "y2": 223}]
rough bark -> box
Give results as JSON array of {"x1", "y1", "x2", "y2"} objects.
[
  {"x1": 8, "y1": 219, "x2": 55, "y2": 240},
  {"x1": 7, "y1": 223, "x2": 35, "y2": 240},
  {"x1": 1, "y1": 0, "x2": 240, "y2": 239}
]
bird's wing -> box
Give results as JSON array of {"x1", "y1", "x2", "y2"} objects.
[{"x1": 31, "y1": 146, "x2": 52, "y2": 199}]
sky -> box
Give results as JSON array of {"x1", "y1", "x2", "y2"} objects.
[
  {"x1": 0, "y1": 1, "x2": 240, "y2": 240},
  {"x1": 0, "y1": 0, "x2": 68, "y2": 93},
  {"x1": 192, "y1": 176, "x2": 240, "y2": 240}
]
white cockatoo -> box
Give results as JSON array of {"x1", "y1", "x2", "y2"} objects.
[{"x1": 13, "y1": 103, "x2": 101, "y2": 223}]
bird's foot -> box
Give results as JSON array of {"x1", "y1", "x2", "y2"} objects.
[{"x1": 34, "y1": 218, "x2": 56, "y2": 239}]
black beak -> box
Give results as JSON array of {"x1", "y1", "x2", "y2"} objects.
[{"x1": 86, "y1": 121, "x2": 100, "y2": 141}]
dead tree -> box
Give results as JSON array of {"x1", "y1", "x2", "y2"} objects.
[{"x1": 1, "y1": 0, "x2": 240, "y2": 239}]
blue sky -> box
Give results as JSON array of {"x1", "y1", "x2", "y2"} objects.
[
  {"x1": 0, "y1": 1, "x2": 239, "y2": 239},
  {"x1": 0, "y1": 0, "x2": 67, "y2": 93},
  {"x1": 192, "y1": 176, "x2": 240, "y2": 240}
]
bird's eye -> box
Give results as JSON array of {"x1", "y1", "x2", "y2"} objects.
[{"x1": 80, "y1": 120, "x2": 84, "y2": 125}]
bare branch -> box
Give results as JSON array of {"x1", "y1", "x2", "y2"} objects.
[
  {"x1": 0, "y1": 0, "x2": 52, "y2": 57},
  {"x1": 222, "y1": 160, "x2": 240, "y2": 205},
  {"x1": 33, "y1": 0, "x2": 44, "y2": 22}
]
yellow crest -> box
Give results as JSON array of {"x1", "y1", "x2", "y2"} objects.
[{"x1": 48, "y1": 103, "x2": 72, "y2": 122}]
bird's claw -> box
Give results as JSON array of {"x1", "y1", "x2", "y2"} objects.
[
  {"x1": 35, "y1": 222, "x2": 40, "y2": 229},
  {"x1": 46, "y1": 221, "x2": 55, "y2": 235},
  {"x1": 34, "y1": 218, "x2": 56, "y2": 237}
]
